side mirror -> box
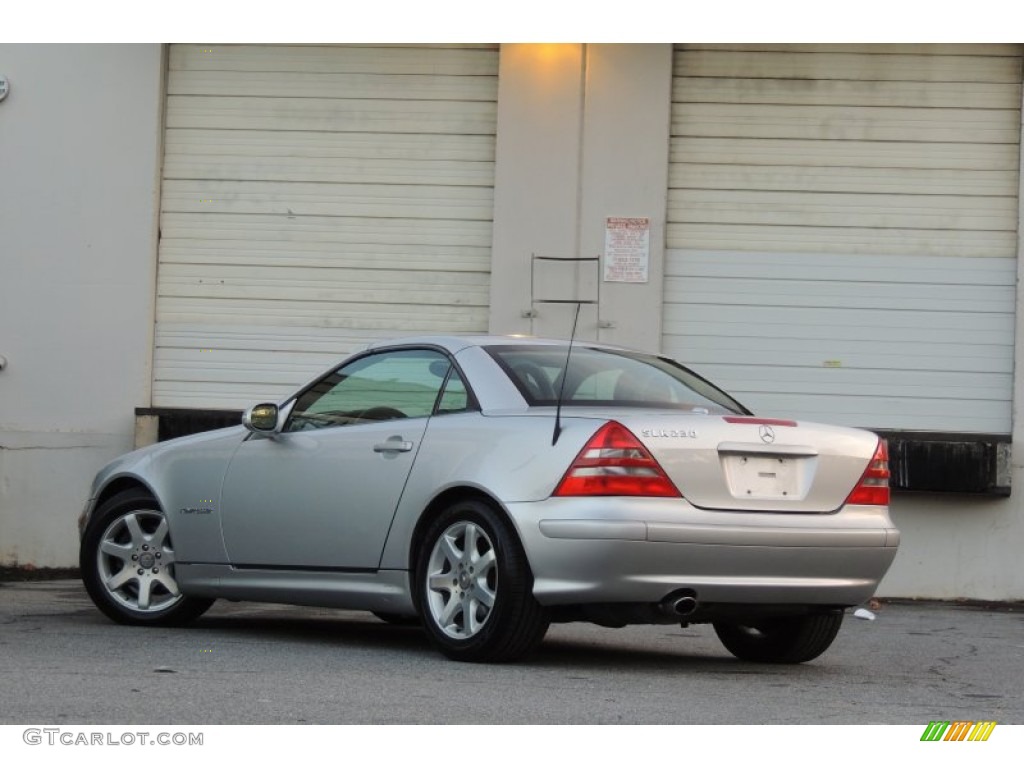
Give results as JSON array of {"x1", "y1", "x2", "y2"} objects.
[{"x1": 243, "y1": 403, "x2": 280, "y2": 434}]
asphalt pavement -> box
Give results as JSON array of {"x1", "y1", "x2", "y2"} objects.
[{"x1": 0, "y1": 579, "x2": 1021, "y2": 724}]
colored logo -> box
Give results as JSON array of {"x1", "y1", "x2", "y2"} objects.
[{"x1": 920, "y1": 721, "x2": 997, "y2": 742}]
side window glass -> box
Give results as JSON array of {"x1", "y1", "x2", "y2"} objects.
[
  {"x1": 436, "y1": 368, "x2": 470, "y2": 414},
  {"x1": 286, "y1": 349, "x2": 451, "y2": 432}
]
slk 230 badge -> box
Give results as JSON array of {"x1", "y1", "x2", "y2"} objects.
[{"x1": 642, "y1": 428, "x2": 698, "y2": 438}]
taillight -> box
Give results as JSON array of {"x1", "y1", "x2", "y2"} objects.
[
  {"x1": 846, "y1": 439, "x2": 889, "y2": 506},
  {"x1": 554, "y1": 421, "x2": 681, "y2": 497}
]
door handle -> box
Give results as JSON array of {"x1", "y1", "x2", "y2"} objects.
[{"x1": 373, "y1": 439, "x2": 414, "y2": 453}]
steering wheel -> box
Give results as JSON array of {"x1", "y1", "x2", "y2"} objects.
[
  {"x1": 354, "y1": 406, "x2": 407, "y2": 422},
  {"x1": 511, "y1": 361, "x2": 556, "y2": 400},
  {"x1": 287, "y1": 412, "x2": 345, "y2": 431}
]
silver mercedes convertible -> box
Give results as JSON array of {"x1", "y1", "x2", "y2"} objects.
[{"x1": 79, "y1": 336, "x2": 898, "y2": 663}]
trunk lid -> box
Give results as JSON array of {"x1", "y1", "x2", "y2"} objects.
[{"x1": 599, "y1": 411, "x2": 879, "y2": 513}]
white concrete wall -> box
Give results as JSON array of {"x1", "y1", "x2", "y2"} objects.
[
  {"x1": 489, "y1": 44, "x2": 672, "y2": 352},
  {"x1": 879, "y1": 493, "x2": 1024, "y2": 600},
  {"x1": 489, "y1": 44, "x2": 588, "y2": 338},
  {"x1": 0, "y1": 45, "x2": 163, "y2": 567},
  {"x1": 578, "y1": 45, "x2": 672, "y2": 354}
]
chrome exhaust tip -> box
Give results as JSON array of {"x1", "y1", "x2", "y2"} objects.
[
  {"x1": 672, "y1": 595, "x2": 698, "y2": 616},
  {"x1": 659, "y1": 590, "x2": 699, "y2": 618}
]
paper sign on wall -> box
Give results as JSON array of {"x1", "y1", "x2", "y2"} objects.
[{"x1": 603, "y1": 217, "x2": 650, "y2": 283}]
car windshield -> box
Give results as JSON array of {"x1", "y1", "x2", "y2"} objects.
[{"x1": 484, "y1": 344, "x2": 747, "y2": 414}]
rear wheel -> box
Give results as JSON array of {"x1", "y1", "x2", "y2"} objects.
[
  {"x1": 713, "y1": 612, "x2": 844, "y2": 664},
  {"x1": 81, "y1": 490, "x2": 214, "y2": 626},
  {"x1": 416, "y1": 499, "x2": 549, "y2": 662}
]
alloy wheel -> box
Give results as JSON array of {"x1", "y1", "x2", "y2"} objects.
[
  {"x1": 424, "y1": 520, "x2": 498, "y2": 639},
  {"x1": 96, "y1": 509, "x2": 183, "y2": 614}
]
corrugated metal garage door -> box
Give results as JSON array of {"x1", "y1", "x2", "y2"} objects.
[
  {"x1": 155, "y1": 44, "x2": 498, "y2": 408},
  {"x1": 664, "y1": 44, "x2": 1022, "y2": 433}
]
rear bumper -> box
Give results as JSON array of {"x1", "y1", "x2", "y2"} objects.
[{"x1": 507, "y1": 498, "x2": 899, "y2": 608}]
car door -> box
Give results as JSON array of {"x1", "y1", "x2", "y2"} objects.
[{"x1": 219, "y1": 347, "x2": 454, "y2": 569}]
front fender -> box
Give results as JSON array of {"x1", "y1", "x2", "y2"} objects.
[{"x1": 82, "y1": 426, "x2": 247, "y2": 564}]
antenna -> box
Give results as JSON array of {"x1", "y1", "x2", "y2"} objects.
[{"x1": 552, "y1": 302, "x2": 582, "y2": 446}]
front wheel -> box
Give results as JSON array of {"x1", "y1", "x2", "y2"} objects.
[
  {"x1": 713, "y1": 611, "x2": 844, "y2": 664},
  {"x1": 416, "y1": 499, "x2": 549, "y2": 662},
  {"x1": 81, "y1": 489, "x2": 214, "y2": 626}
]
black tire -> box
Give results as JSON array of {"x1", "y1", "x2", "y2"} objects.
[
  {"x1": 80, "y1": 489, "x2": 214, "y2": 626},
  {"x1": 415, "y1": 498, "x2": 549, "y2": 662},
  {"x1": 713, "y1": 611, "x2": 844, "y2": 664}
]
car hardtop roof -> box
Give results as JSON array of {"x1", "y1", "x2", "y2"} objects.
[{"x1": 365, "y1": 334, "x2": 634, "y2": 354}]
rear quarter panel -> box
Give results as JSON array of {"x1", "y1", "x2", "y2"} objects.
[{"x1": 378, "y1": 412, "x2": 603, "y2": 569}]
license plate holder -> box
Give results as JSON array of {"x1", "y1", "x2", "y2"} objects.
[{"x1": 723, "y1": 454, "x2": 800, "y2": 500}]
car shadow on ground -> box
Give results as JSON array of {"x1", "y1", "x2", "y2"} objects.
[
  {"x1": 189, "y1": 611, "x2": 433, "y2": 654},
  {"x1": 34, "y1": 583, "x2": 832, "y2": 674},
  {"x1": 183, "y1": 610, "x2": 808, "y2": 674},
  {"x1": 528, "y1": 635, "x2": 817, "y2": 674}
]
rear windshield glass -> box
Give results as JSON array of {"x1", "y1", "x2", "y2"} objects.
[{"x1": 484, "y1": 345, "x2": 747, "y2": 414}]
